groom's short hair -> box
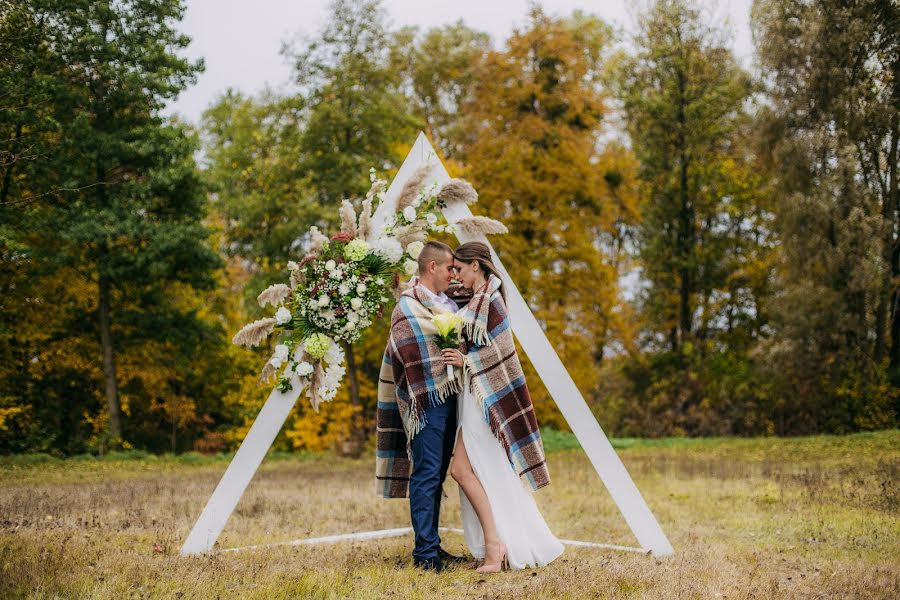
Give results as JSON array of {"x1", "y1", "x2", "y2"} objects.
[{"x1": 418, "y1": 241, "x2": 453, "y2": 273}]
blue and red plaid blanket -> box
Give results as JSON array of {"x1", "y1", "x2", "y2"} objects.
[
  {"x1": 459, "y1": 274, "x2": 549, "y2": 492},
  {"x1": 375, "y1": 281, "x2": 464, "y2": 498}
]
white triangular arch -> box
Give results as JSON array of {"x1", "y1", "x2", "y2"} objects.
[{"x1": 181, "y1": 132, "x2": 674, "y2": 558}]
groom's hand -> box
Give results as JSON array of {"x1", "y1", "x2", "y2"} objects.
[{"x1": 441, "y1": 348, "x2": 464, "y2": 367}]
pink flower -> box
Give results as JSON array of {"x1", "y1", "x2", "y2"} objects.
[{"x1": 298, "y1": 254, "x2": 317, "y2": 267}]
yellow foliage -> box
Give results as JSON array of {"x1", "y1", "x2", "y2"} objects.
[
  {"x1": 0, "y1": 405, "x2": 26, "y2": 431},
  {"x1": 284, "y1": 387, "x2": 361, "y2": 452}
]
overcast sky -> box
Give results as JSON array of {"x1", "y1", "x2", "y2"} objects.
[{"x1": 162, "y1": 0, "x2": 756, "y2": 124}]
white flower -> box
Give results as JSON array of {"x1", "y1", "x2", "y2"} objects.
[
  {"x1": 372, "y1": 236, "x2": 403, "y2": 264},
  {"x1": 350, "y1": 297, "x2": 363, "y2": 310},
  {"x1": 338, "y1": 282, "x2": 351, "y2": 295},
  {"x1": 270, "y1": 344, "x2": 289, "y2": 368},
  {"x1": 404, "y1": 259, "x2": 418, "y2": 276},
  {"x1": 274, "y1": 306, "x2": 292, "y2": 325},
  {"x1": 296, "y1": 361, "x2": 314, "y2": 377},
  {"x1": 347, "y1": 311, "x2": 359, "y2": 323},
  {"x1": 324, "y1": 344, "x2": 344, "y2": 365},
  {"x1": 356, "y1": 283, "x2": 367, "y2": 294},
  {"x1": 403, "y1": 206, "x2": 417, "y2": 222},
  {"x1": 325, "y1": 259, "x2": 336, "y2": 271},
  {"x1": 322, "y1": 363, "x2": 346, "y2": 390},
  {"x1": 426, "y1": 213, "x2": 438, "y2": 225},
  {"x1": 406, "y1": 240, "x2": 424, "y2": 259},
  {"x1": 287, "y1": 261, "x2": 299, "y2": 270},
  {"x1": 318, "y1": 295, "x2": 330, "y2": 307},
  {"x1": 445, "y1": 223, "x2": 459, "y2": 235},
  {"x1": 375, "y1": 277, "x2": 384, "y2": 285},
  {"x1": 321, "y1": 309, "x2": 336, "y2": 322}
]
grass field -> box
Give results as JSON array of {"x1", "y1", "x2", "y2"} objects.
[{"x1": 1, "y1": 430, "x2": 898, "y2": 599}]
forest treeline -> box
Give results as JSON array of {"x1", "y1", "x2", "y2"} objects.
[{"x1": 1, "y1": 0, "x2": 897, "y2": 456}]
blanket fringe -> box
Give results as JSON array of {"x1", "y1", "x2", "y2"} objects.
[
  {"x1": 404, "y1": 370, "x2": 463, "y2": 447},
  {"x1": 462, "y1": 319, "x2": 491, "y2": 348}
]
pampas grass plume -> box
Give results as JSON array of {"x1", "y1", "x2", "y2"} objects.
[
  {"x1": 454, "y1": 216, "x2": 509, "y2": 236},
  {"x1": 232, "y1": 317, "x2": 277, "y2": 347},
  {"x1": 437, "y1": 179, "x2": 478, "y2": 206},
  {"x1": 257, "y1": 284, "x2": 291, "y2": 308}
]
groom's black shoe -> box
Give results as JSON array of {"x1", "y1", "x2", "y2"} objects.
[
  {"x1": 413, "y1": 557, "x2": 443, "y2": 573},
  {"x1": 438, "y1": 548, "x2": 467, "y2": 566}
]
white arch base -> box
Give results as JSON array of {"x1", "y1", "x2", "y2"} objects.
[
  {"x1": 221, "y1": 528, "x2": 646, "y2": 555},
  {"x1": 181, "y1": 132, "x2": 674, "y2": 558}
]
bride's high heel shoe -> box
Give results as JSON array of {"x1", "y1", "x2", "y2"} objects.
[{"x1": 476, "y1": 541, "x2": 508, "y2": 573}]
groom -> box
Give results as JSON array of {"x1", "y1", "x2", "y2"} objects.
[{"x1": 376, "y1": 241, "x2": 468, "y2": 572}]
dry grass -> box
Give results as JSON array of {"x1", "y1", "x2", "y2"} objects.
[{"x1": 1, "y1": 431, "x2": 898, "y2": 599}]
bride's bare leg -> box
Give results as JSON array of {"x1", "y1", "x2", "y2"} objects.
[{"x1": 450, "y1": 429, "x2": 504, "y2": 566}]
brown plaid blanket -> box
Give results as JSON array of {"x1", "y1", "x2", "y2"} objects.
[
  {"x1": 459, "y1": 274, "x2": 550, "y2": 491},
  {"x1": 375, "y1": 281, "x2": 464, "y2": 498}
]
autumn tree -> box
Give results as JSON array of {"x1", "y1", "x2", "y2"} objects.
[
  {"x1": 393, "y1": 21, "x2": 491, "y2": 162},
  {"x1": 459, "y1": 8, "x2": 640, "y2": 428}
]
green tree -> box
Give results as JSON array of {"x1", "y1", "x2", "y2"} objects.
[
  {"x1": 394, "y1": 21, "x2": 491, "y2": 161},
  {"x1": 752, "y1": 0, "x2": 899, "y2": 431},
  {"x1": 285, "y1": 0, "x2": 419, "y2": 205},
  {"x1": 613, "y1": 0, "x2": 775, "y2": 434},
  {"x1": 201, "y1": 90, "x2": 320, "y2": 300},
  {"x1": 0, "y1": 0, "x2": 221, "y2": 449},
  {"x1": 617, "y1": 0, "x2": 767, "y2": 352},
  {"x1": 753, "y1": 0, "x2": 899, "y2": 369},
  {"x1": 280, "y1": 0, "x2": 419, "y2": 449}
]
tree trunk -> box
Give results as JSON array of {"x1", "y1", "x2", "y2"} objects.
[
  {"x1": 171, "y1": 381, "x2": 178, "y2": 454},
  {"x1": 676, "y1": 70, "x2": 694, "y2": 343},
  {"x1": 98, "y1": 268, "x2": 122, "y2": 446},
  {"x1": 886, "y1": 124, "x2": 899, "y2": 367},
  {"x1": 0, "y1": 122, "x2": 23, "y2": 205},
  {"x1": 1, "y1": 18, "x2": 40, "y2": 206},
  {"x1": 341, "y1": 341, "x2": 366, "y2": 456}
]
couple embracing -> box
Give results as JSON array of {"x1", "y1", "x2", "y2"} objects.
[{"x1": 376, "y1": 241, "x2": 564, "y2": 573}]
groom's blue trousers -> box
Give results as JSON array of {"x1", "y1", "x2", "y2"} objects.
[{"x1": 409, "y1": 394, "x2": 458, "y2": 563}]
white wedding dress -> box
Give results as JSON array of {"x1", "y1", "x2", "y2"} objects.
[{"x1": 456, "y1": 378, "x2": 565, "y2": 569}]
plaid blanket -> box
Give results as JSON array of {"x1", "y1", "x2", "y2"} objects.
[
  {"x1": 375, "y1": 280, "x2": 464, "y2": 498},
  {"x1": 461, "y1": 274, "x2": 550, "y2": 491}
]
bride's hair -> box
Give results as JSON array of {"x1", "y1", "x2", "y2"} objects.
[{"x1": 453, "y1": 242, "x2": 507, "y2": 303}]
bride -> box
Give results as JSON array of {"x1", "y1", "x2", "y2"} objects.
[{"x1": 441, "y1": 241, "x2": 564, "y2": 573}]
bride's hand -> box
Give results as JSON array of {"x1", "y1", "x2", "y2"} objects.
[{"x1": 441, "y1": 348, "x2": 464, "y2": 367}]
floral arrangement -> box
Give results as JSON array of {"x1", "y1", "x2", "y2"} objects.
[
  {"x1": 432, "y1": 312, "x2": 464, "y2": 379},
  {"x1": 231, "y1": 164, "x2": 504, "y2": 411}
]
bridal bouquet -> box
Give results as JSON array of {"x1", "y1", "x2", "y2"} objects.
[
  {"x1": 432, "y1": 312, "x2": 464, "y2": 380},
  {"x1": 230, "y1": 166, "x2": 504, "y2": 411}
]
